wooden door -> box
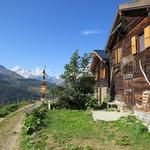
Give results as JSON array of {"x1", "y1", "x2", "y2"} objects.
[{"x1": 123, "y1": 73, "x2": 134, "y2": 106}]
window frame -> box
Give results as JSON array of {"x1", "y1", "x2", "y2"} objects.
[
  {"x1": 137, "y1": 31, "x2": 145, "y2": 53},
  {"x1": 136, "y1": 26, "x2": 150, "y2": 53}
]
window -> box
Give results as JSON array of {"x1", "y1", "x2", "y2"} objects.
[
  {"x1": 131, "y1": 25, "x2": 150, "y2": 54},
  {"x1": 139, "y1": 34, "x2": 144, "y2": 52}
]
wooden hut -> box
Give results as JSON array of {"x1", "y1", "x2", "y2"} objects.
[
  {"x1": 91, "y1": 50, "x2": 109, "y2": 103},
  {"x1": 105, "y1": 0, "x2": 150, "y2": 107}
]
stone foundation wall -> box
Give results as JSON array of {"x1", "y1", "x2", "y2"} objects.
[{"x1": 134, "y1": 108, "x2": 150, "y2": 131}]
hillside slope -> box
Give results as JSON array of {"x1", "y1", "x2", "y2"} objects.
[{"x1": 0, "y1": 65, "x2": 54, "y2": 104}]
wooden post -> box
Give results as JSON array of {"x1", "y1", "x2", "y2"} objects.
[
  {"x1": 41, "y1": 66, "x2": 46, "y2": 103},
  {"x1": 48, "y1": 100, "x2": 51, "y2": 110}
]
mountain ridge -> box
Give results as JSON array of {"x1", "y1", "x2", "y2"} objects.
[
  {"x1": 0, "y1": 65, "x2": 23, "y2": 79},
  {"x1": 0, "y1": 65, "x2": 55, "y2": 104},
  {"x1": 11, "y1": 65, "x2": 64, "y2": 86}
]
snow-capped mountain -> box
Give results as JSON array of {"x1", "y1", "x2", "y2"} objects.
[
  {"x1": 11, "y1": 66, "x2": 64, "y2": 86},
  {"x1": 0, "y1": 65, "x2": 55, "y2": 104}
]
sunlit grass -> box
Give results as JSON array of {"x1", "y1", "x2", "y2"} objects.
[{"x1": 21, "y1": 110, "x2": 150, "y2": 150}]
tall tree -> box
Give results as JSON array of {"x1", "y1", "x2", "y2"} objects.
[
  {"x1": 79, "y1": 53, "x2": 95, "y2": 100},
  {"x1": 62, "y1": 50, "x2": 80, "y2": 90},
  {"x1": 61, "y1": 50, "x2": 94, "y2": 109}
]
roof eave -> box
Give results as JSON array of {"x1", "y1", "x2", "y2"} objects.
[{"x1": 105, "y1": 3, "x2": 150, "y2": 53}]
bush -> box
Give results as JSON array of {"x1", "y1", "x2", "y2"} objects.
[
  {"x1": 61, "y1": 94, "x2": 88, "y2": 110},
  {"x1": 0, "y1": 108, "x2": 9, "y2": 117},
  {"x1": 0, "y1": 101, "x2": 31, "y2": 118},
  {"x1": 52, "y1": 96, "x2": 98, "y2": 110},
  {"x1": 23, "y1": 104, "x2": 48, "y2": 135},
  {"x1": 93, "y1": 101, "x2": 108, "y2": 110},
  {"x1": 51, "y1": 101, "x2": 67, "y2": 109},
  {"x1": 5, "y1": 104, "x2": 19, "y2": 112},
  {"x1": 23, "y1": 114, "x2": 39, "y2": 135},
  {"x1": 85, "y1": 97, "x2": 98, "y2": 108},
  {"x1": 0, "y1": 103, "x2": 19, "y2": 117},
  {"x1": 52, "y1": 95, "x2": 87, "y2": 110}
]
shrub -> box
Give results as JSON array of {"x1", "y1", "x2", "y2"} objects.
[
  {"x1": 23, "y1": 114, "x2": 39, "y2": 135},
  {"x1": 23, "y1": 104, "x2": 48, "y2": 135},
  {"x1": 0, "y1": 103, "x2": 19, "y2": 117},
  {"x1": 85, "y1": 97, "x2": 98, "y2": 108},
  {"x1": 0, "y1": 107, "x2": 9, "y2": 117},
  {"x1": 5, "y1": 104, "x2": 18, "y2": 112},
  {"x1": 51, "y1": 101, "x2": 67, "y2": 109},
  {"x1": 52, "y1": 96, "x2": 98, "y2": 110},
  {"x1": 93, "y1": 101, "x2": 108, "y2": 110}
]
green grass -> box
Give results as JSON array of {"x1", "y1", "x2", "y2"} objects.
[
  {"x1": 21, "y1": 110, "x2": 150, "y2": 150},
  {"x1": 0, "y1": 101, "x2": 30, "y2": 118}
]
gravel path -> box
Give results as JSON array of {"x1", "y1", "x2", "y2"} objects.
[{"x1": 92, "y1": 111, "x2": 129, "y2": 121}]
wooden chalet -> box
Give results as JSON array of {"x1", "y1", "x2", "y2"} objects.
[
  {"x1": 105, "y1": 0, "x2": 150, "y2": 107},
  {"x1": 91, "y1": 50, "x2": 109, "y2": 103}
]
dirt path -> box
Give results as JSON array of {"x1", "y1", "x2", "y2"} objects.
[{"x1": 0, "y1": 102, "x2": 41, "y2": 150}]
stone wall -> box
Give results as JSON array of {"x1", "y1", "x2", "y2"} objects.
[{"x1": 134, "y1": 108, "x2": 150, "y2": 131}]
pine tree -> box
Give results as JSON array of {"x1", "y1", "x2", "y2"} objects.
[{"x1": 61, "y1": 50, "x2": 94, "y2": 109}]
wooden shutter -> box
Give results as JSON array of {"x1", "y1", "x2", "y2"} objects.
[
  {"x1": 117, "y1": 48, "x2": 121, "y2": 63},
  {"x1": 144, "y1": 26, "x2": 150, "y2": 49},
  {"x1": 115, "y1": 49, "x2": 121, "y2": 64},
  {"x1": 103, "y1": 68, "x2": 106, "y2": 79},
  {"x1": 95, "y1": 72, "x2": 99, "y2": 81},
  {"x1": 102, "y1": 69, "x2": 104, "y2": 79},
  {"x1": 131, "y1": 36, "x2": 137, "y2": 55},
  {"x1": 95, "y1": 72, "x2": 97, "y2": 80},
  {"x1": 98, "y1": 67, "x2": 107, "y2": 79},
  {"x1": 100, "y1": 69, "x2": 102, "y2": 79},
  {"x1": 115, "y1": 50, "x2": 118, "y2": 64}
]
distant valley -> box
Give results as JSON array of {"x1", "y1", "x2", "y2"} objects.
[{"x1": 0, "y1": 65, "x2": 56, "y2": 104}]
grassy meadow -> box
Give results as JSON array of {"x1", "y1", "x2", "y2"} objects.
[{"x1": 21, "y1": 109, "x2": 150, "y2": 150}]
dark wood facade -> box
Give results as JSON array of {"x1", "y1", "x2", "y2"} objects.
[
  {"x1": 91, "y1": 50, "x2": 109, "y2": 103},
  {"x1": 105, "y1": 1, "x2": 150, "y2": 107}
]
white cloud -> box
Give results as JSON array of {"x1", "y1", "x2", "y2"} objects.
[{"x1": 80, "y1": 30, "x2": 102, "y2": 36}]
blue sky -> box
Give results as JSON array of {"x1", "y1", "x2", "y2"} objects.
[{"x1": 0, "y1": 0, "x2": 129, "y2": 76}]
